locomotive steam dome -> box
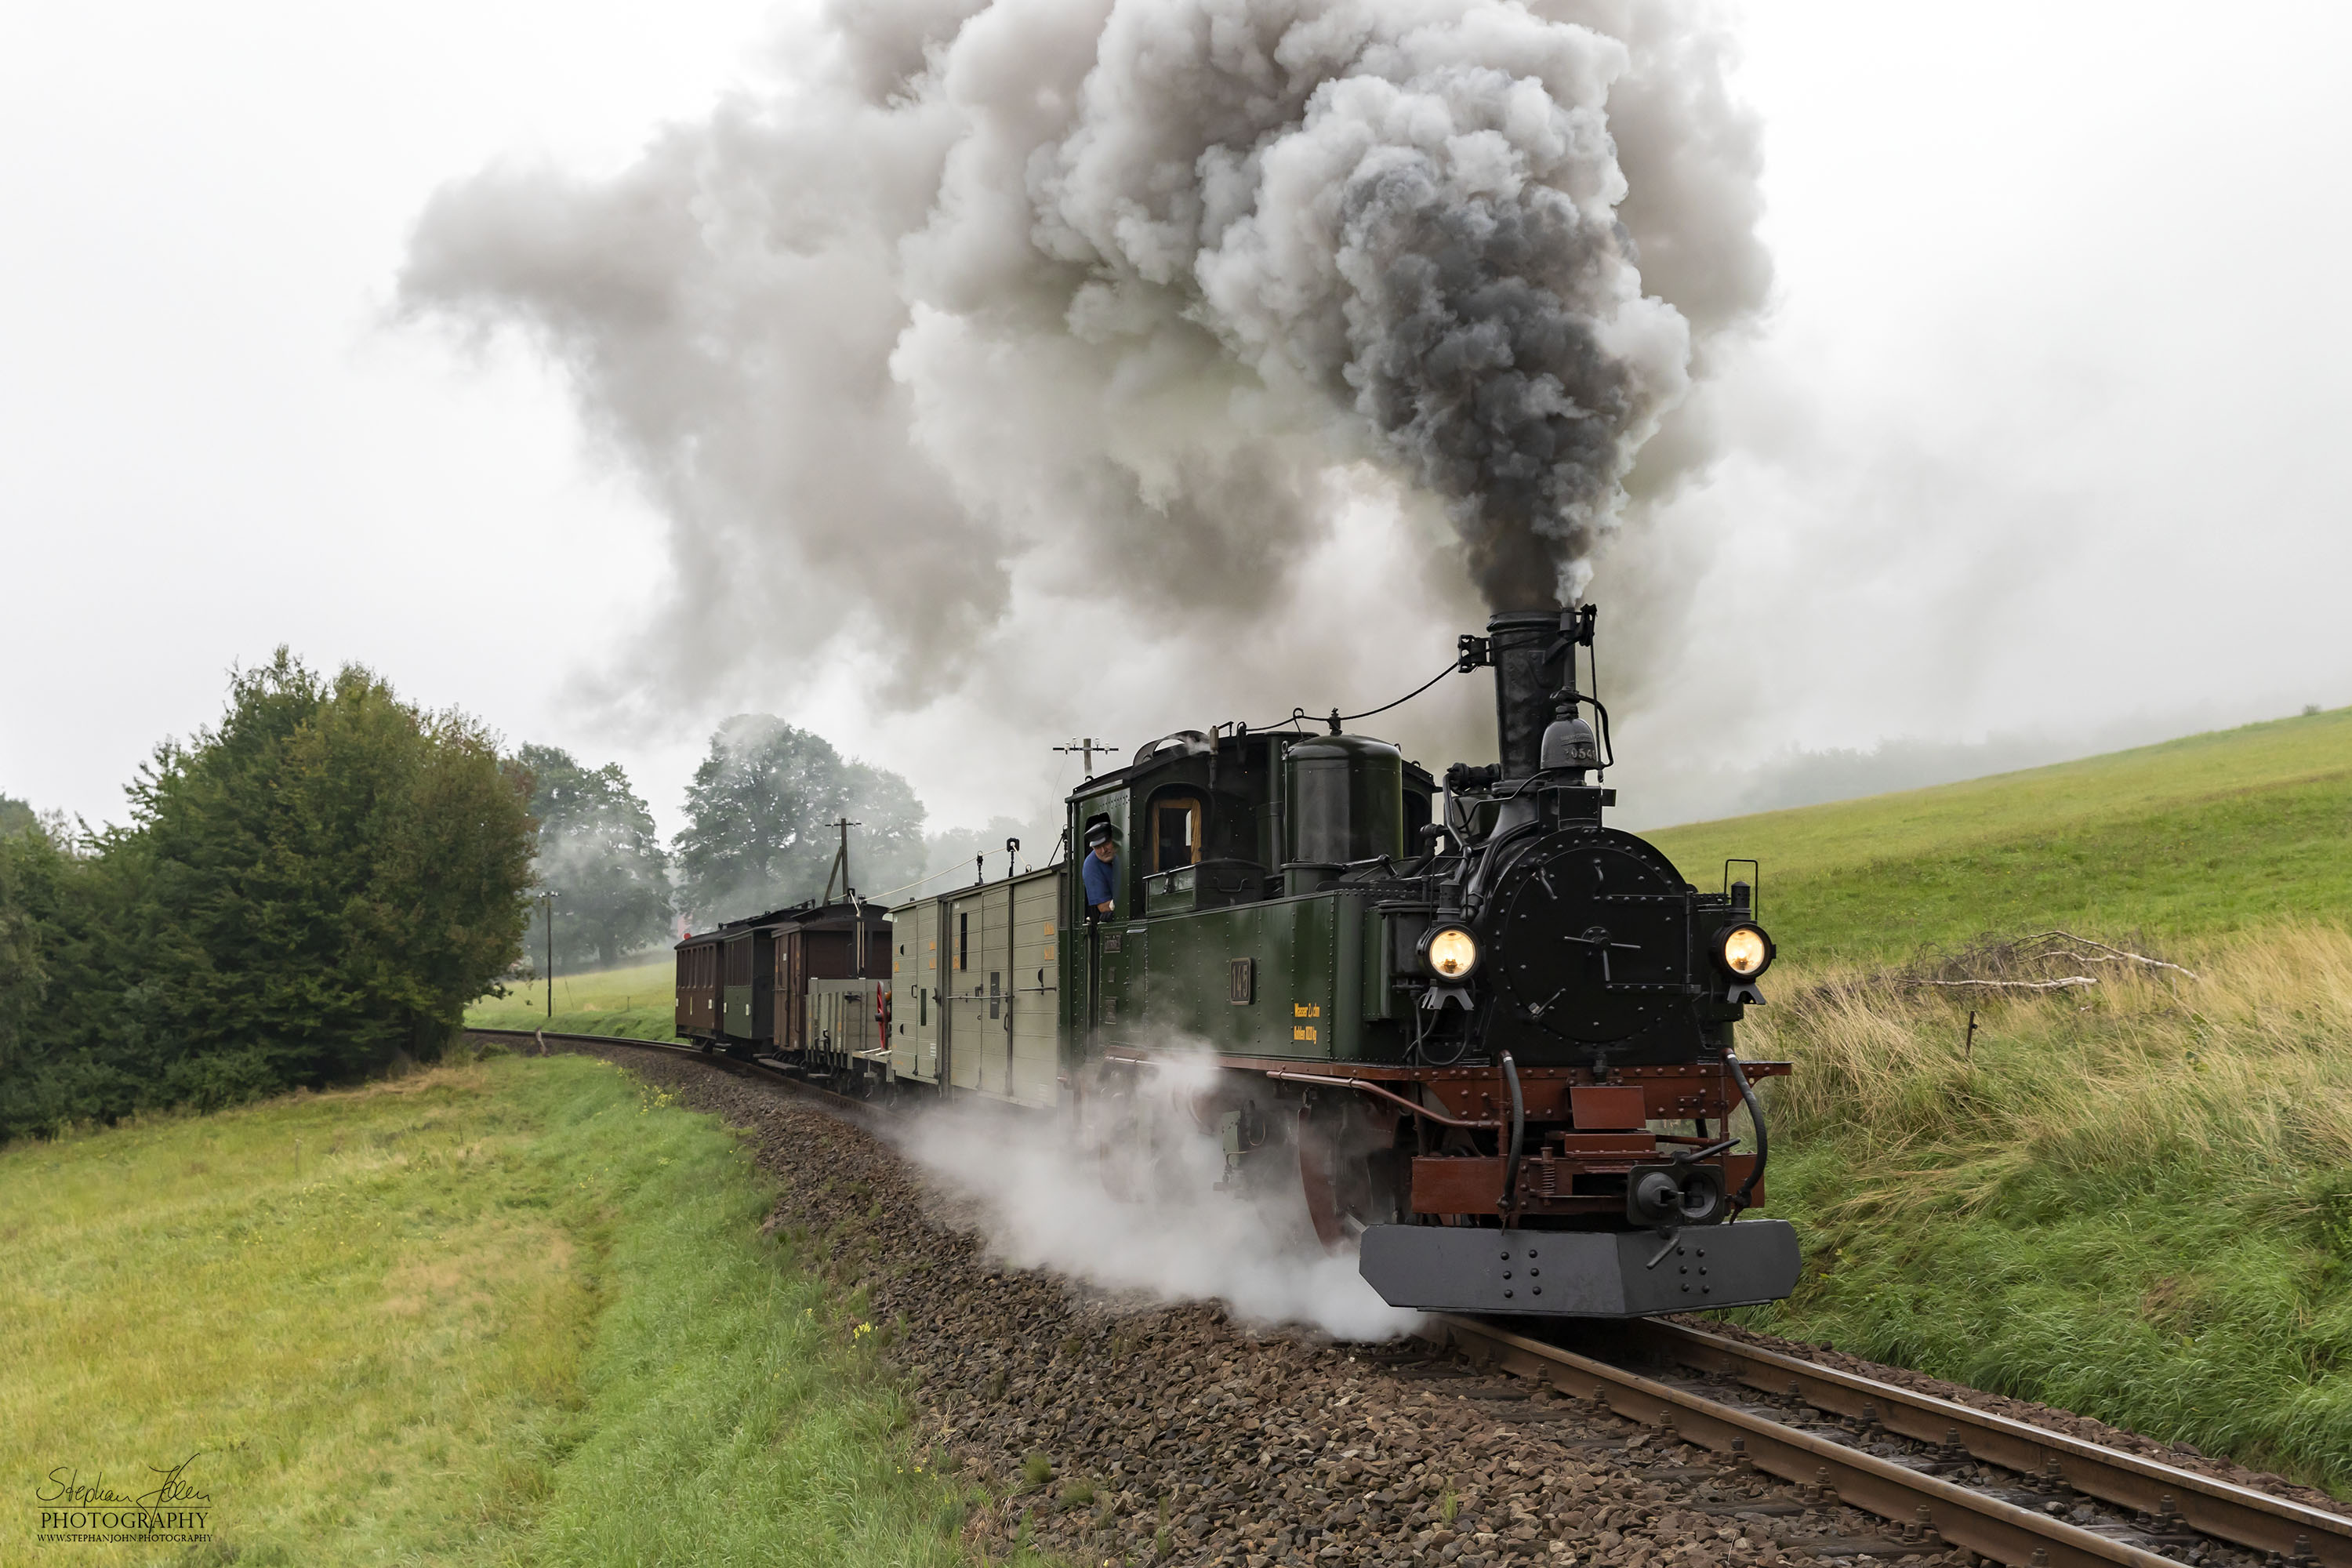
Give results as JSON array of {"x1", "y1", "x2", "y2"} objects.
[
  {"x1": 1540, "y1": 712, "x2": 1600, "y2": 773},
  {"x1": 1282, "y1": 731, "x2": 1404, "y2": 869}
]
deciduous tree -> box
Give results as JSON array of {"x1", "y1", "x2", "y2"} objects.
[
  {"x1": 0, "y1": 650, "x2": 537, "y2": 1141},
  {"x1": 517, "y1": 745, "x2": 673, "y2": 971},
  {"x1": 672, "y1": 717, "x2": 924, "y2": 925}
]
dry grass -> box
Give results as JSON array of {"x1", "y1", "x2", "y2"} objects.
[
  {"x1": 1752, "y1": 923, "x2": 2352, "y2": 1218},
  {"x1": 1735, "y1": 921, "x2": 2352, "y2": 1494}
]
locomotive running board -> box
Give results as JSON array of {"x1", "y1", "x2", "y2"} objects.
[{"x1": 1357, "y1": 1221, "x2": 1801, "y2": 1317}]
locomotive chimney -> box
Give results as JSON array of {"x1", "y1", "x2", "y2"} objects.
[{"x1": 1486, "y1": 611, "x2": 1560, "y2": 779}]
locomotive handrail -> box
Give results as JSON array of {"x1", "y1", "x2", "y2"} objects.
[
  {"x1": 1498, "y1": 1050, "x2": 1527, "y2": 1223},
  {"x1": 1237, "y1": 656, "x2": 1459, "y2": 735},
  {"x1": 1261, "y1": 1069, "x2": 1499, "y2": 1129},
  {"x1": 1726, "y1": 1050, "x2": 1768, "y2": 1213}
]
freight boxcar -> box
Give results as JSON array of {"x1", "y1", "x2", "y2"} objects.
[
  {"x1": 887, "y1": 868, "x2": 1060, "y2": 1109},
  {"x1": 675, "y1": 899, "x2": 889, "y2": 1069}
]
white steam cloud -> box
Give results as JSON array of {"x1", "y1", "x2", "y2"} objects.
[
  {"x1": 397, "y1": 0, "x2": 1768, "y2": 716},
  {"x1": 896, "y1": 1050, "x2": 1421, "y2": 1341}
]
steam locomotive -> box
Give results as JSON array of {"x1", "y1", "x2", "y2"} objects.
[{"x1": 676, "y1": 608, "x2": 1798, "y2": 1318}]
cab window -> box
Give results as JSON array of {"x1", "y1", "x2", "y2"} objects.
[{"x1": 1152, "y1": 797, "x2": 1202, "y2": 872}]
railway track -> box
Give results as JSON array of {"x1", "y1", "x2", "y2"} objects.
[
  {"x1": 462, "y1": 1025, "x2": 884, "y2": 1120},
  {"x1": 480, "y1": 1025, "x2": 2350, "y2": 1568},
  {"x1": 1430, "y1": 1313, "x2": 2349, "y2": 1568}
]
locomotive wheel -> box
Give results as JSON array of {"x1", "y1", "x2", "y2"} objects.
[
  {"x1": 1080, "y1": 1067, "x2": 1171, "y2": 1204},
  {"x1": 1298, "y1": 1113, "x2": 1346, "y2": 1248},
  {"x1": 1095, "y1": 1107, "x2": 1149, "y2": 1203},
  {"x1": 1296, "y1": 1105, "x2": 1405, "y2": 1250}
]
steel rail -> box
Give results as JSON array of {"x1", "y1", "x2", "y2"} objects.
[
  {"x1": 1435, "y1": 1315, "x2": 2171, "y2": 1568},
  {"x1": 1626, "y1": 1318, "x2": 2351, "y2": 1568},
  {"x1": 1432, "y1": 1313, "x2": 2348, "y2": 1568}
]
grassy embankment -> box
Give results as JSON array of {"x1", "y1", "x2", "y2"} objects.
[
  {"x1": 0, "y1": 1053, "x2": 984, "y2": 1566},
  {"x1": 1649, "y1": 706, "x2": 2352, "y2": 1496},
  {"x1": 468, "y1": 957, "x2": 680, "y2": 1042},
  {"x1": 1652, "y1": 704, "x2": 2352, "y2": 963}
]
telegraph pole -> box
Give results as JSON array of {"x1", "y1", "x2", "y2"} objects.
[
  {"x1": 540, "y1": 888, "x2": 560, "y2": 1018},
  {"x1": 822, "y1": 818, "x2": 861, "y2": 905},
  {"x1": 1054, "y1": 738, "x2": 1119, "y2": 779}
]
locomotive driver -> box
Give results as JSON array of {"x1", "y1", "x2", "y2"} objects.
[{"x1": 1083, "y1": 821, "x2": 1118, "y2": 919}]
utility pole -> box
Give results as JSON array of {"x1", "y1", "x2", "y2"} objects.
[
  {"x1": 540, "y1": 888, "x2": 560, "y2": 1018},
  {"x1": 821, "y1": 818, "x2": 861, "y2": 905},
  {"x1": 1054, "y1": 738, "x2": 1119, "y2": 779}
]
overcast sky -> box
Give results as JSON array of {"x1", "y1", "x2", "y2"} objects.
[{"x1": 5, "y1": 2, "x2": 2349, "y2": 844}]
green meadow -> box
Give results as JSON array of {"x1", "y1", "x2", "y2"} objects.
[
  {"x1": 468, "y1": 958, "x2": 681, "y2": 1042},
  {"x1": 1650, "y1": 703, "x2": 2352, "y2": 963},
  {"x1": 1653, "y1": 706, "x2": 2352, "y2": 1495},
  {"x1": 0, "y1": 1054, "x2": 984, "y2": 1566}
]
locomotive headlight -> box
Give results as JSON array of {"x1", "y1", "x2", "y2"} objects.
[
  {"x1": 1716, "y1": 923, "x2": 1774, "y2": 978},
  {"x1": 1422, "y1": 925, "x2": 1481, "y2": 981}
]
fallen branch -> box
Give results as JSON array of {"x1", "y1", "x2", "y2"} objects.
[
  {"x1": 1904, "y1": 975, "x2": 2099, "y2": 991},
  {"x1": 2016, "y1": 931, "x2": 2199, "y2": 979}
]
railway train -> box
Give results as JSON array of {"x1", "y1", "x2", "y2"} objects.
[{"x1": 674, "y1": 608, "x2": 1799, "y2": 1319}]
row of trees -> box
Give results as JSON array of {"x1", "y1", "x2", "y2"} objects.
[
  {"x1": 0, "y1": 664, "x2": 1008, "y2": 1140},
  {"x1": 0, "y1": 652, "x2": 538, "y2": 1141},
  {"x1": 522, "y1": 715, "x2": 935, "y2": 970}
]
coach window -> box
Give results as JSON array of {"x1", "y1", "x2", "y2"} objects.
[
  {"x1": 1152, "y1": 795, "x2": 1203, "y2": 873},
  {"x1": 958, "y1": 912, "x2": 969, "y2": 972}
]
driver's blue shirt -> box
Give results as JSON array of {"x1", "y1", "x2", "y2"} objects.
[{"x1": 1082, "y1": 851, "x2": 1117, "y2": 909}]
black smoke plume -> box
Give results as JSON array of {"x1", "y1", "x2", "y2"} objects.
[{"x1": 399, "y1": 0, "x2": 1766, "y2": 710}]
